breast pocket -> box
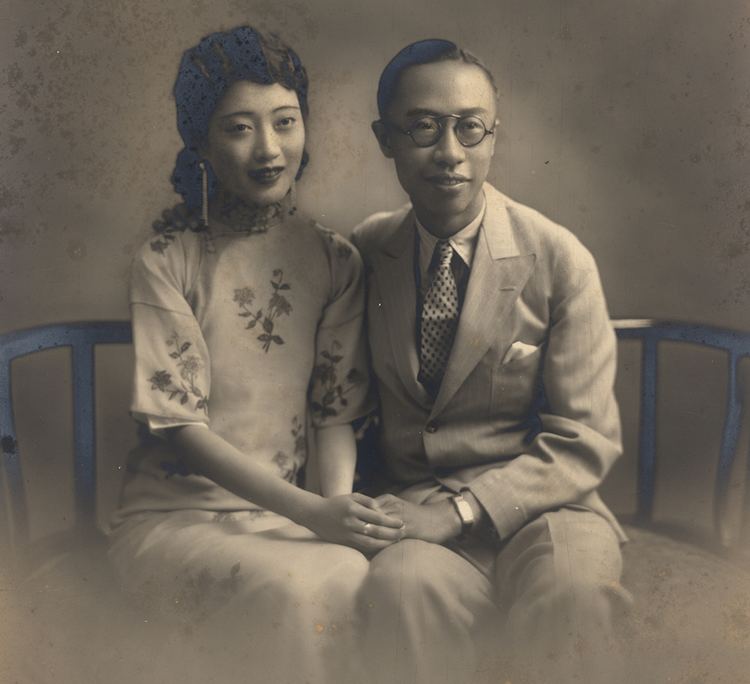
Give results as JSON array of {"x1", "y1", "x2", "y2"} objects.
[{"x1": 488, "y1": 343, "x2": 544, "y2": 417}]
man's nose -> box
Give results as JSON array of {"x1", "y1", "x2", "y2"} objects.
[
  {"x1": 433, "y1": 122, "x2": 466, "y2": 166},
  {"x1": 253, "y1": 124, "x2": 282, "y2": 162}
]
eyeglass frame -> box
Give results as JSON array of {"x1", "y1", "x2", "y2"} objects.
[{"x1": 377, "y1": 113, "x2": 496, "y2": 148}]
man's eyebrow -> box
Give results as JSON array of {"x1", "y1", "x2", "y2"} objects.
[
  {"x1": 404, "y1": 106, "x2": 491, "y2": 118},
  {"x1": 218, "y1": 105, "x2": 301, "y2": 119},
  {"x1": 404, "y1": 108, "x2": 442, "y2": 117}
]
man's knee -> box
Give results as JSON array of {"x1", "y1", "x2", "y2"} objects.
[
  {"x1": 361, "y1": 539, "x2": 492, "y2": 616},
  {"x1": 364, "y1": 539, "x2": 442, "y2": 599}
]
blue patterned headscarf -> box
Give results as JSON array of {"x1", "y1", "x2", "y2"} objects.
[{"x1": 170, "y1": 26, "x2": 309, "y2": 209}]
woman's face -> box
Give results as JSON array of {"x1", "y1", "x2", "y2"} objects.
[{"x1": 202, "y1": 80, "x2": 305, "y2": 208}]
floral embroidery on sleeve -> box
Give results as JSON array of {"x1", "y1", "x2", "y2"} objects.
[
  {"x1": 233, "y1": 269, "x2": 292, "y2": 352},
  {"x1": 310, "y1": 341, "x2": 366, "y2": 421},
  {"x1": 148, "y1": 331, "x2": 209, "y2": 414},
  {"x1": 319, "y1": 226, "x2": 353, "y2": 260}
]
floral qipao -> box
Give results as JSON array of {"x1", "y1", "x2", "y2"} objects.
[{"x1": 114, "y1": 204, "x2": 372, "y2": 520}]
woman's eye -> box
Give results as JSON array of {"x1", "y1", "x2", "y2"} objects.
[{"x1": 275, "y1": 117, "x2": 296, "y2": 129}]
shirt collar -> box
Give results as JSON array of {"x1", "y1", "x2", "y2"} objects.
[{"x1": 415, "y1": 194, "x2": 486, "y2": 278}]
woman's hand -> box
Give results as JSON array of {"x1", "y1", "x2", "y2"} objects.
[{"x1": 306, "y1": 492, "x2": 405, "y2": 554}]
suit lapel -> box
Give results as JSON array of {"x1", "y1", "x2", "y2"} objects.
[
  {"x1": 430, "y1": 186, "x2": 536, "y2": 419},
  {"x1": 372, "y1": 212, "x2": 432, "y2": 408}
]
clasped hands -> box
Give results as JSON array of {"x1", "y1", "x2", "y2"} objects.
[{"x1": 307, "y1": 492, "x2": 462, "y2": 554}]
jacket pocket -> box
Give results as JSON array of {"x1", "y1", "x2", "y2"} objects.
[{"x1": 489, "y1": 344, "x2": 544, "y2": 417}]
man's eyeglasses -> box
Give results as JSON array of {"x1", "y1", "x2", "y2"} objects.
[{"x1": 382, "y1": 114, "x2": 495, "y2": 148}]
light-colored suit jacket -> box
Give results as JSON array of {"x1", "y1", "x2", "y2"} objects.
[{"x1": 352, "y1": 183, "x2": 626, "y2": 542}]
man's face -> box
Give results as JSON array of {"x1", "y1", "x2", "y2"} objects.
[{"x1": 376, "y1": 60, "x2": 497, "y2": 233}]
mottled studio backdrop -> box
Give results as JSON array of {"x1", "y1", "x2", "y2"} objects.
[{"x1": 1, "y1": 0, "x2": 749, "y2": 539}]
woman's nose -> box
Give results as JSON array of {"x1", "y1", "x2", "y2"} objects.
[
  {"x1": 433, "y1": 122, "x2": 466, "y2": 166},
  {"x1": 253, "y1": 124, "x2": 281, "y2": 162}
]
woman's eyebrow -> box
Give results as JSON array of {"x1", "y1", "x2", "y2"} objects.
[{"x1": 218, "y1": 105, "x2": 301, "y2": 119}]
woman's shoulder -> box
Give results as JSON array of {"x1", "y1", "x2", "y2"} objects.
[
  {"x1": 283, "y1": 214, "x2": 359, "y2": 266},
  {"x1": 140, "y1": 202, "x2": 206, "y2": 256},
  {"x1": 132, "y1": 203, "x2": 207, "y2": 265},
  {"x1": 285, "y1": 215, "x2": 363, "y2": 296},
  {"x1": 130, "y1": 202, "x2": 207, "y2": 290},
  {"x1": 310, "y1": 220, "x2": 358, "y2": 262}
]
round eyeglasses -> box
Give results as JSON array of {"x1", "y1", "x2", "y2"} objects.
[{"x1": 384, "y1": 114, "x2": 495, "y2": 148}]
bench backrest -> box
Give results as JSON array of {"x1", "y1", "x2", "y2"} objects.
[{"x1": 1, "y1": 319, "x2": 749, "y2": 551}]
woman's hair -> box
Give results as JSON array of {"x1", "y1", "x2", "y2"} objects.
[
  {"x1": 376, "y1": 38, "x2": 497, "y2": 120},
  {"x1": 170, "y1": 26, "x2": 310, "y2": 210}
]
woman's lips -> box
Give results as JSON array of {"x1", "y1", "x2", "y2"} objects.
[{"x1": 249, "y1": 167, "x2": 285, "y2": 184}]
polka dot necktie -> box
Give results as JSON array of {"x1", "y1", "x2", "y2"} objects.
[{"x1": 419, "y1": 240, "x2": 459, "y2": 394}]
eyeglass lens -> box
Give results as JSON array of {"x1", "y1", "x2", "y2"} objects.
[{"x1": 409, "y1": 116, "x2": 488, "y2": 147}]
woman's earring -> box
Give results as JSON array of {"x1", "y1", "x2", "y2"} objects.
[
  {"x1": 288, "y1": 179, "x2": 297, "y2": 216},
  {"x1": 199, "y1": 160, "x2": 209, "y2": 227}
]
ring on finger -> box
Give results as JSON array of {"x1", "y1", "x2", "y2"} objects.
[{"x1": 363, "y1": 522, "x2": 372, "y2": 536}]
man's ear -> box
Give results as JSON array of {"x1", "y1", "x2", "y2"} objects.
[
  {"x1": 371, "y1": 120, "x2": 394, "y2": 159},
  {"x1": 489, "y1": 119, "x2": 500, "y2": 158}
]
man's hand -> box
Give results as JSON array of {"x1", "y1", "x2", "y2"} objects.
[
  {"x1": 374, "y1": 494, "x2": 463, "y2": 544},
  {"x1": 306, "y1": 492, "x2": 406, "y2": 554}
]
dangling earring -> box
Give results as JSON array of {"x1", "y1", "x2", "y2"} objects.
[
  {"x1": 199, "y1": 160, "x2": 209, "y2": 227},
  {"x1": 288, "y1": 179, "x2": 297, "y2": 216}
]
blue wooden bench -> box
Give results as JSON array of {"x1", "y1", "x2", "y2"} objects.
[{"x1": 2, "y1": 319, "x2": 750, "y2": 681}]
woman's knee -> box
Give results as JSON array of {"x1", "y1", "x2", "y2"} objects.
[{"x1": 257, "y1": 544, "x2": 369, "y2": 608}]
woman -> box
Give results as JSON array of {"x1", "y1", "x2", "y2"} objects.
[{"x1": 108, "y1": 26, "x2": 402, "y2": 683}]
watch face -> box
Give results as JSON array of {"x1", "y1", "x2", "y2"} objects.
[{"x1": 452, "y1": 495, "x2": 475, "y2": 529}]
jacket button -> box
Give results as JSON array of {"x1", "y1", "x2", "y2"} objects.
[{"x1": 425, "y1": 423, "x2": 438, "y2": 434}]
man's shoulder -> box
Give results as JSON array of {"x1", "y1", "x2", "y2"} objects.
[
  {"x1": 486, "y1": 185, "x2": 596, "y2": 271},
  {"x1": 351, "y1": 203, "x2": 412, "y2": 257}
]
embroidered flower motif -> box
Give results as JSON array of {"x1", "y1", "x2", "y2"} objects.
[
  {"x1": 310, "y1": 340, "x2": 366, "y2": 421},
  {"x1": 272, "y1": 451, "x2": 300, "y2": 484},
  {"x1": 232, "y1": 287, "x2": 255, "y2": 307},
  {"x1": 179, "y1": 354, "x2": 203, "y2": 382},
  {"x1": 149, "y1": 369, "x2": 172, "y2": 391},
  {"x1": 148, "y1": 331, "x2": 209, "y2": 414},
  {"x1": 149, "y1": 204, "x2": 206, "y2": 255},
  {"x1": 292, "y1": 415, "x2": 306, "y2": 456},
  {"x1": 270, "y1": 416, "x2": 307, "y2": 484},
  {"x1": 234, "y1": 269, "x2": 292, "y2": 352},
  {"x1": 168, "y1": 562, "x2": 243, "y2": 624}
]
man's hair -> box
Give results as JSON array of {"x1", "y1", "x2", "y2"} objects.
[
  {"x1": 170, "y1": 26, "x2": 309, "y2": 210},
  {"x1": 376, "y1": 38, "x2": 498, "y2": 120}
]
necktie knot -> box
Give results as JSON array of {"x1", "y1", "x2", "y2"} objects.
[{"x1": 435, "y1": 240, "x2": 453, "y2": 269}]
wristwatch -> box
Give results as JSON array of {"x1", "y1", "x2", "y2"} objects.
[{"x1": 449, "y1": 494, "x2": 475, "y2": 533}]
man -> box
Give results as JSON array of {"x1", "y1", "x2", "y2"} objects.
[{"x1": 353, "y1": 39, "x2": 631, "y2": 684}]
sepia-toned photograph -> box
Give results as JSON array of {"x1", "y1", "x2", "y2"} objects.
[{"x1": 1, "y1": 1, "x2": 749, "y2": 682}]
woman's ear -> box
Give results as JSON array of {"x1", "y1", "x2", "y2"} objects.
[
  {"x1": 371, "y1": 120, "x2": 394, "y2": 159},
  {"x1": 195, "y1": 139, "x2": 209, "y2": 161}
]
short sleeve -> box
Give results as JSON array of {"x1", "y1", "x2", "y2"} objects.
[
  {"x1": 309, "y1": 228, "x2": 374, "y2": 428},
  {"x1": 129, "y1": 237, "x2": 211, "y2": 432}
]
